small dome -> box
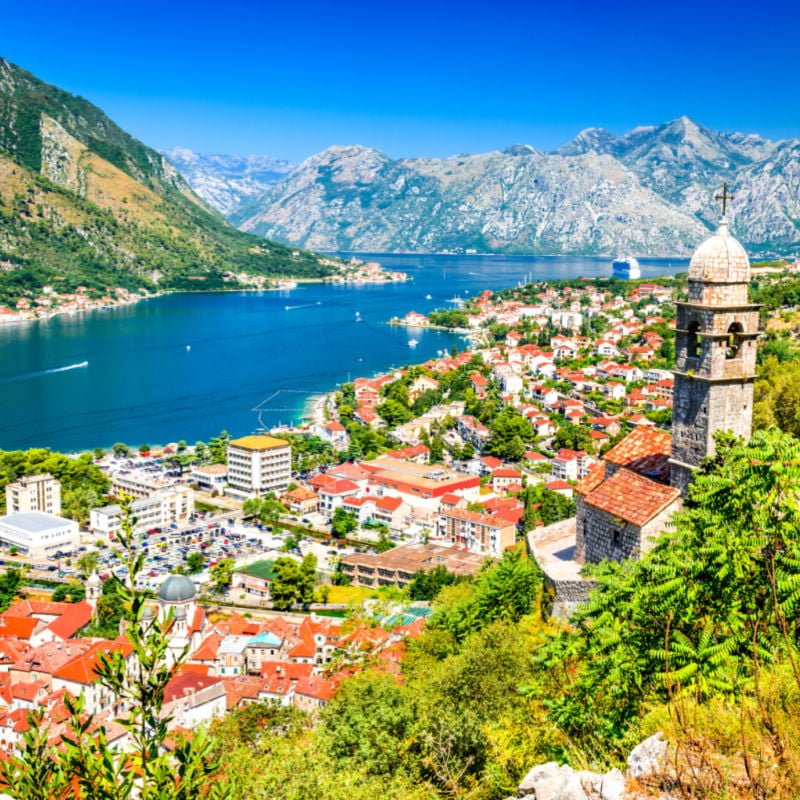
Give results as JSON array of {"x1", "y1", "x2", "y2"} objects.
[
  {"x1": 157, "y1": 574, "x2": 197, "y2": 603},
  {"x1": 86, "y1": 571, "x2": 101, "y2": 586},
  {"x1": 142, "y1": 605, "x2": 156, "y2": 620},
  {"x1": 688, "y1": 218, "x2": 750, "y2": 283}
]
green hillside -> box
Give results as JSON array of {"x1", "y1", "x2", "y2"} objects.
[{"x1": 0, "y1": 57, "x2": 333, "y2": 304}]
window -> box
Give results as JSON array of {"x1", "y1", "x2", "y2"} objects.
[
  {"x1": 611, "y1": 529, "x2": 621, "y2": 547},
  {"x1": 726, "y1": 322, "x2": 744, "y2": 360},
  {"x1": 687, "y1": 320, "x2": 701, "y2": 358}
]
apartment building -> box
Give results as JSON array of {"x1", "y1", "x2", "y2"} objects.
[
  {"x1": 90, "y1": 485, "x2": 194, "y2": 537},
  {"x1": 226, "y1": 436, "x2": 292, "y2": 498},
  {"x1": 5, "y1": 474, "x2": 61, "y2": 516}
]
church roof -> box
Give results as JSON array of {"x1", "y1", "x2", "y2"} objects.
[
  {"x1": 158, "y1": 575, "x2": 197, "y2": 603},
  {"x1": 688, "y1": 218, "x2": 750, "y2": 284},
  {"x1": 603, "y1": 427, "x2": 672, "y2": 482},
  {"x1": 584, "y1": 469, "x2": 680, "y2": 527}
]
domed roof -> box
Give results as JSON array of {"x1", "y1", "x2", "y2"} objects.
[
  {"x1": 688, "y1": 218, "x2": 750, "y2": 283},
  {"x1": 157, "y1": 574, "x2": 197, "y2": 603}
]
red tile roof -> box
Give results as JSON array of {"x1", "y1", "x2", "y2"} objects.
[
  {"x1": 164, "y1": 672, "x2": 220, "y2": 704},
  {"x1": 576, "y1": 463, "x2": 606, "y2": 495},
  {"x1": 584, "y1": 468, "x2": 680, "y2": 526},
  {"x1": 53, "y1": 641, "x2": 133, "y2": 685},
  {"x1": 44, "y1": 602, "x2": 93, "y2": 641},
  {"x1": 375, "y1": 496, "x2": 403, "y2": 511},
  {"x1": 603, "y1": 426, "x2": 672, "y2": 482},
  {"x1": 492, "y1": 468, "x2": 521, "y2": 478},
  {"x1": 0, "y1": 616, "x2": 39, "y2": 640}
]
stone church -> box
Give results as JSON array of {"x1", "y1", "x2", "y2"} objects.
[
  {"x1": 575, "y1": 213, "x2": 759, "y2": 564},
  {"x1": 531, "y1": 211, "x2": 759, "y2": 608}
]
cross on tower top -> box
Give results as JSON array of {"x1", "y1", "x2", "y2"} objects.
[{"x1": 715, "y1": 182, "x2": 735, "y2": 216}]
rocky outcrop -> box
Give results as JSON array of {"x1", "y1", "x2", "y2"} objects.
[
  {"x1": 162, "y1": 147, "x2": 294, "y2": 215},
  {"x1": 510, "y1": 733, "x2": 667, "y2": 800},
  {"x1": 228, "y1": 117, "x2": 800, "y2": 255}
]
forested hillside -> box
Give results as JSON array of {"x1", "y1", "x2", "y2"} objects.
[{"x1": 0, "y1": 57, "x2": 333, "y2": 305}]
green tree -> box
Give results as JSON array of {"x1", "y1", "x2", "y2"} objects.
[
  {"x1": 376, "y1": 398, "x2": 414, "y2": 427},
  {"x1": 186, "y1": 551, "x2": 205, "y2": 574},
  {"x1": 375, "y1": 529, "x2": 395, "y2": 553},
  {"x1": 0, "y1": 569, "x2": 23, "y2": 613},
  {"x1": 76, "y1": 550, "x2": 100, "y2": 577},
  {"x1": 553, "y1": 422, "x2": 594, "y2": 452},
  {"x1": 486, "y1": 409, "x2": 534, "y2": 460},
  {"x1": 209, "y1": 558, "x2": 235, "y2": 593},
  {"x1": 332, "y1": 507, "x2": 358, "y2": 538},
  {"x1": 408, "y1": 565, "x2": 461, "y2": 601},
  {"x1": 319, "y1": 671, "x2": 416, "y2": 776},
  {"x1": 271, "y1": 554, "x2": 317, "y2": 611},
  {"x1": 52, "y1": 581, "x2": 86, "y2": 603},
  {"x1": 112, "y1": 442, "x2": 130, "y2": 457}
]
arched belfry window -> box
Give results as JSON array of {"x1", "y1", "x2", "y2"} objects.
[
  {"x1": 687, "y1": 320, "x2": 701, "y2": 358},
  {"x1": 726, "y1": 322, "x2": 744, "y2": 360}
]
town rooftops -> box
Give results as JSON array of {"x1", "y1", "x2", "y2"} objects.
[
  {"x1": 603, "y1": 426, "x2": 672, "y2": 482},
  {"x1": 228, "y1": 435, "x2": 289, "y2": 451},
  {"x1": 584, "y1": 468, "x2": 680, "y2": 527}
]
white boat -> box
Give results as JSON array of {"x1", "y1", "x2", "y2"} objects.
[
  {"x1": 408, "y1": 339, "x2": 419, "y2": 348},
  {"x1": 425, "y1": 294, "x2": 432, "y2": 300},
  {"x1": 355, "y1": 311, "x2": 362, "y2": 322},
  {"x1": 612, "y1": 257, "x2": 641, "y2": 279}
]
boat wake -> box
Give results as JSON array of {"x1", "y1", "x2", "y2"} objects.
[
  {"x1": 285, "y1": 302, "x2": 321, "y2": 311},
  {"x1": 1, "y1": 361, "x2": 89, "y2": 384}
]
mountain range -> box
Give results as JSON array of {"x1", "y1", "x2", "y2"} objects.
[
  {"x1": 202, "y1": 117, "x2": 800, "y2": 257},
  {"x1": 159, "y1": 148, "x2": 294, "y2": 216},
  {"x1": 0, "y1": 58, "x2": 331, "y2": 304}
]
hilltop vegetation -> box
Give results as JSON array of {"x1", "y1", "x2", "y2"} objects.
[
  {"x1": 212, "y1": 430, "x2": 800, "y2": 800},
  {"x1": 0, "y1": 57, "x2": 333, "y2": 305}
]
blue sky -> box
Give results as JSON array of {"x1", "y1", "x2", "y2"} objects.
[{"x1": 4, "y1": 0, "x2": 799, "y2": 161}]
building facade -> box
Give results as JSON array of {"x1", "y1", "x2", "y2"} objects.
[
  {"x1": 0, "y1": 512, "x2": 79, "y2": 560},
  {"x1": 90, "y1": 486, "x2": 194, "y2": 537},
  {"x1": 670, "y1": 217, "x2": 759, "y2": 493},
  {"x1": 5, "y1": 475, "x2": 61, "y2": 516},
  {"x1": 226, "y1": 435, "x2": 292, "y2": 498}
]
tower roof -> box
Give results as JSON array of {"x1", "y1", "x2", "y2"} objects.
[{"x1": 688, "y1": 218, "x2": 750, "y2": 284}]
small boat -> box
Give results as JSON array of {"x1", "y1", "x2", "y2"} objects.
[
  {"x1": 355, "y1": 311, "x2": 362, "y2": 322},
  {"x1": 186, "y1": 345, "x2": 191, "y2": 352},
  {"x1": 408, "y1": 339, "x2": 419, "y2": 348},
  {"x1": 425, "y1": 294, "x2": 432, "y2": 300}
]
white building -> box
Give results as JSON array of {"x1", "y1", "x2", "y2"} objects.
[
  {"x1": 0, "y1": 512, "x2": 79, "y2": 560},
  {"x1": 190, "y1": 463, "x2": 228, "y2": 493},
  {"x1": 110, "y1": 469, "x2": 172, "y2": 499},
  {"x1": 90, "y1": 486, "x2": 194, "y2": 537},
  {"x1": 226, "y1": 435, "x2": 292, "y2": 498},
  {"x1": 5, "y1": 474, "x2": 61, "y2": 516}
]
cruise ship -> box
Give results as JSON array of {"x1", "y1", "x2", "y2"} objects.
[{"x1": 612, "y1": 257, "x2": 641, "y2": 279}]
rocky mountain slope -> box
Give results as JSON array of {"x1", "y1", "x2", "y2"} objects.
[
  {"x1": 0, "y1": 57, "x2": 332, "y2": 303},
  {"x1": 160, "y1": 148, "x2": 294, "y2": 215},
  {"x1": 232, "y1": 117, "x2": 800, "y2": 256}
]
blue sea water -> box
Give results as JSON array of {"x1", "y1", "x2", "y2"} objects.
[{"x1": 0, "y1": 253, "x2": 687, "y2": 451}]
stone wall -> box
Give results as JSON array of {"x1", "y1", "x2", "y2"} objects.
[{"x1": 579, "y1": 495, "x2": 680, "y2": 565}]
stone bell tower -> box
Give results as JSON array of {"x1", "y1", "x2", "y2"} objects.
[{"x1": 670, "y1": 193, "x2": 760, "y2": 494}]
